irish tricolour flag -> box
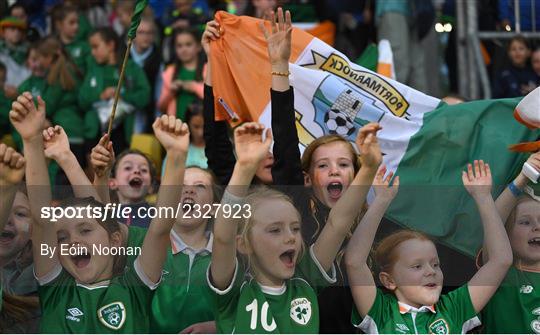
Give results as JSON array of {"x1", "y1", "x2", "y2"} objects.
[{"x1": 210, "y1": 12, "x2": 539, "y2": 257}]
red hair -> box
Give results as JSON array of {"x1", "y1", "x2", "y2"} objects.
[{"x1": 374, "y1": 230, "x2": 433, "y2": 272}]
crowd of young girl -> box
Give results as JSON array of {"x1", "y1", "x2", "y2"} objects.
[
  {"x1": 493, "y1": 35, "x2": 540, "y2": 98},
  {"x1": 1, "y1": 5, "x2": 540, "y2": 335}
]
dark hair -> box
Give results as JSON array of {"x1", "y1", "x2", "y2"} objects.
[
  {"x1": 112, "y1": 149, "x2": 157, "y2": 184},
  {"x1": 0, "y1": 61, "x2": 6, "y2": 74},
  {"x1": 0, "y1": 294, "x2": 39, "y2": 333},
  {"x1": 508, "y1": 35, "x2": 531, "y2": 51},
  {"x1": 170, "y1": 28, "x2": 204, "y2": 82},
  {"x1": 51, "y1": 3, "x2": 79, "y2": 34},
  {"x1": 8, "y1": 1, "x2": 26, "y2": 16},
  {"x1": 89, "y1": 27, "x2": 121, "y2": 65},
  {"x1": 186, "y1": 102, "x2": 203, "y2": 123},
  {"x1": 185, "y1": 102, "x2": 203, "y2": 140}
]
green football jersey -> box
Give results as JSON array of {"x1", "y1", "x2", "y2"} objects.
[
  {"x1": 64, "y1": 40, "x2": 91, "y2": 75},
  {"x1": 482, "y1": 266, "x2": 540, "y2": 333},
  {"x1": 208, "y1": 245, "x2": 336, "y2": 333},
  {"x1": 352, "y1": 285, "x2": 480, "y2": 334},
  {"x1": 38, "y1": 258, "x2": 157, "y2": 333},
  {"x1": 150, "y1": 230, "x2": 213, "y2": 333},
  {"x1": 126, "y1": 225, "x2": 146, "y2": 267}
]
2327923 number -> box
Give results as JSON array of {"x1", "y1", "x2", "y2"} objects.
[{"x1": 182, "y1": 203, "x2": 252, "y2": 219}]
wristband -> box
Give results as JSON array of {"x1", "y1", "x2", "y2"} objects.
[
  {"x1": 221, "y1": 189, "x2": 246, "y2": 206},
  {"x1": 271, "y1": 70, "x2": 290, "y2": 77},
  {"x1": 508, "y1": 181, "x2": 523, "y2": 197}
]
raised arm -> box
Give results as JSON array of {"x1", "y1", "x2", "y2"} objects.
[
  {"x1": 10, "y1": 92, "x2": 58, "y2": 277},
  {"x1": 262, "y1": 9, "x2": 305, "y2": 186},
  {"x1": 202, "y1": 20, "x2": 236, "y2": 185},
  {"x1": 42, "y1": 125, "x2": 100, "y2": 200},
  {"x1": 464, "y1": 160, "x2": 513, "y2": 313},
  {"x1": 262, "y1": 8, "x2": 291, "y2": 93},
  {"x1": 345, "y1": 165, "x2": 400, "y2": 318},
  {"x1": 0, "y1": 144, "x2": 26, "y2": 232},
  {"x1": 210, "y1": 123, "x2": 272, "y2": 290},
  {"x1": 90, "y1": 133, "x2": 115, "y2": 204},
  {"x1": 495, "y1": 152, "x2": 540, "y2": 223},
  {"x1": 138, "y1": 115, "x2": 189, "y2": 284},
  {"x1": 483, "y1": 152, "x2": 540, "y2": 262},
  {"x1": 313, "y1": 123, "x2": 381, "y2": 271}
]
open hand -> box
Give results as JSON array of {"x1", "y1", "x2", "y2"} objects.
[
  {"x1": 234, "y1": 122, "x2": 272, "y2": 168},
  {"x1": 0, "y1": 144, "x2": 25, "y2": 185},
  {"x1": 373, "y1": 165, "x2": 399, "y2": 202},
  {"x1": 462, "y1": 160, "x2": 492, "y2": 198},
  {"x1": 356, "y1": 122, "x2": 382, "y2": 171},
  {"x1": 260, "y1": 8, "x2": 292, "y2": 66}
]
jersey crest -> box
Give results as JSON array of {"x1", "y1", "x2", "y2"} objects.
[
  {"x1": 72, "y1": 47, "x2": 81, "y2": 57},
  {"x1": 429, "y1": 318, "x2": 449, "y2": 334},
  {"x1": 98, "y1": 302, "x2": 126, "y2": 330},
  {"x1": 290, "y1": 297, "x2": 312, "y2": 325},
  {"x1": 531, "y1": 307, "x2": 540, "y2": 333},
  {"x1": 520, "y1": 285, "x2": 534, "y2": 294}
]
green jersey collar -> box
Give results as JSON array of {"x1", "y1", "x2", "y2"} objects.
[
  {"x1": 398, "y1": 301, "x2": 436, "y2": 314},
  {"x1": 170, "y1": 229, "x2": 213, "y2": 255}
]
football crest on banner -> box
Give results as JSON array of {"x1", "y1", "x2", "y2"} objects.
[
  {"x1": 98, "y1": 302, "x2": 126, "y2": 330},
  {"x1": 290, "y1": 297, "x2": 312, "y2": 325},
  {"x1": 312, "y1": 75, "x2": 384, "y2": 141}
]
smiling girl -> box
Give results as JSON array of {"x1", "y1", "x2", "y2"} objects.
[
  {"x1": 10, "y1": 92, "x2": 189, "y2": 332},
  {"x1": 150, "y1": 166, "x2": 218, "y2": 333},
  {"x1": 158, "y1": 28, "x2": 204, "y2": 121},
  {"x1": 481, "y1": 151, "x2": 540, "y2": 333},
  {"x1": 346, "y1": 160, "x2": 512, "y2": 334},
  {"x1": 208, "y1": 117, "x2": 381, "y2": 333},
  {"x1": 79, "y1": 27, "x2": 150, "y2": 154},
  {"x1": 51, "y1": 3, "x2": 90, "y2": 75}
]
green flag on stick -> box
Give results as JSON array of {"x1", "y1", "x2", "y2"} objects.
[
  {"x1": 127, "y1": 0, "x2": 149, "y2": 39},
  {"x1": 107, "y1": 0, "x2": 148, "y2": 136}
]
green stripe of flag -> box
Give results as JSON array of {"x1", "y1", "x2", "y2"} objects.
[
  {"x1": 127, "y1": 0, "x2": 148, "y2": 40},
  {"x1": 386, "y1": 97, "x2": 539, "y2": 257}
]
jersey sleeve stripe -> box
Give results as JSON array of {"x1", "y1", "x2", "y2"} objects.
[
  {"x1": 309, "y1": 244, "x2": 337, "y2": 284},
  {"x1": 357, "y1": 314, "x2": 379, "y2": 334},
  {"x1": 461, "y1": 316, "x2": 481, "y2": 333},
  {"x1": 34, "y1": 262, "x2": 62, "y2": 286},
  {"x1": 207, "y1": 257, "x2": 239, "y2": 295},
  {"x1": 134, "y1": 256, "x2": 161, "y2": 290}
]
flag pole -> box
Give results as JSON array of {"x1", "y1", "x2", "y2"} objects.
[
  {"x1": 106, "y1": 0, "x2": 147, "y2": 138},
  {"x1": 107, "y1": 37, "x2": 133, "y2": 137}
]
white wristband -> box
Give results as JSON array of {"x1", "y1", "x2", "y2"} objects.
[
  {"x1": 523, "y1": 162, "x2": 540, "y2": 183},
  {"x1": 221, "y1": 189, "x2": 246, "y2": 206}
]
